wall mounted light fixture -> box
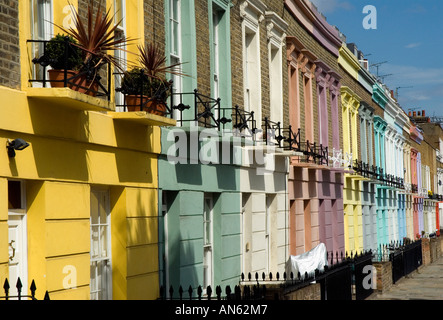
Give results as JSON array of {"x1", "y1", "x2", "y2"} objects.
[{"x1": 7, "y1": 138, "x2": 30, "y2": 158}]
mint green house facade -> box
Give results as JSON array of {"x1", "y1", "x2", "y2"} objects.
[{"x1": 158, "y1": 0, "x2": 242, "y2": 296}]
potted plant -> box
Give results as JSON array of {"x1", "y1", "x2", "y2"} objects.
[
  {"x1": 118, "y1": 67, "x2": 172, "y2": 114},
  {"x1": 119, "y1": 43, "x2": 185, "y2": 115},
  {"x1": 45, "y1": 33, "x2": 83, "y2": 88},
  {"x1": 54, "y1": 0, "x2": 133, "y2": 96}
]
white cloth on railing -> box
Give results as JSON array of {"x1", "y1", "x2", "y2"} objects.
[{"x1": 285, "y1": 243, "x2": 328, "y2": 280}]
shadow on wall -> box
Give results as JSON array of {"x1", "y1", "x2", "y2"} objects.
[
  {"x1": 28, "y1": 100, "x2": 90, "y2": 181},
  {"x1": 160, "y1": 191, "x2": 201, "y2": 299}
]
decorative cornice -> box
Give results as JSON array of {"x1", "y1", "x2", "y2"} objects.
[
  {"x1": 373, "y1": 115, "x2": 387, "y2": 132},
  {"x1": 410, "y1": 125, "x2": 423, "y2": 144},
  {"x1": 284, "y1": 0, "x2": 342, "y2": 57},
  {"x1": 394, "y1": 108, "x2": 410, "y2": 130},
  {"x1": 359, "y1": 101, "x2": 374, "y2": 120},
  {"x1": 315, "y1": 60, "x2": 331, "y2": 87},
  {"x1": 372, "y1": 83, "x2": 389, "y2": 109},
  {"x1": 286, "y1": 36, "x2": 316, "y2": 74},
  {"x1": 240, "y1": 0, "x2": 267, "y2": 28},
  {"x1": 341, "y1": 86, "x2": 361, "y2": 112},
  {"x1": 265, "y1": 11, "x2": 288, "y2": 47},
  {"x1": 338, "y1": 45, "x2": 361, "y2": 79}
]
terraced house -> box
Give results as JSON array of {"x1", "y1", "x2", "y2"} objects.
[
  {"x1": 1, "y1": 0, "x2": 443, "y2": 301},
  {"x1": 0, "y1": 0, "x2": 174, "y2": 300}
]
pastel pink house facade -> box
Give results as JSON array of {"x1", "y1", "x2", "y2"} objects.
[{"x1": 285, "y1": 0, "x2": 345, "y2": 256}]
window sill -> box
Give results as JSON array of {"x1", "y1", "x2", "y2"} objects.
[{"x1": 26, "y1": 87, "x2": 115, "y2": 112}]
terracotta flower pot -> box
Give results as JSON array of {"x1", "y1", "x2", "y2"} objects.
[
  {"x1": 69, "y1": 74, "x2": 99, "y2": 96},
  {"x1": 48, "y1": 69, "x2": 78, "y2": 88},
  {"x1": 48, "y1": 69, "x2": 99, "y2": 96},
  {"x1": 125, "y1": 95, "x2": 167, "y2": 116}
]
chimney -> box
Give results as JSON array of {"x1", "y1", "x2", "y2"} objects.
[
  {"x1": 391, "y1": 90, "x2": 394, "y2": 98},
  {"x1": 413, "y1": 111, "x2": 417, "y2": 117},
  {"x1": 409, "y1": 111, "x2": 412, "y2": 116},
  {"x1": 422, "y1": 110, "x2": 425, "y2": 117}
]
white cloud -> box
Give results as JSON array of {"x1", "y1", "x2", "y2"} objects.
[
  {"x1": 384, "y1": 64, "x2": 443, "y2": 86},
  {"x1": 381, "y1": 64, "x2": 443, "y2": 112},
  {"x1": 405, "y1": 42, "x2": 421, "y2": 49},
  {"x1": 309, "y1": 0, "x2": 353, "y2": 14}
]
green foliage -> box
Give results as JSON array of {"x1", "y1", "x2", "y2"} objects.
[
  {"x1": 119, "y1": 68, "x2": 150, "y2": 95},
  {"x1": 120, "y1": 67, "x2": 171, "y2": 101},
  {"x1": 45, "y1": 34, "x2": 83, "y2": 70}
]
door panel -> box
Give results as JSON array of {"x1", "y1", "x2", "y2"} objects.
[{"x1": 8, "y1": 214, "x2": 27, "y2": 298}]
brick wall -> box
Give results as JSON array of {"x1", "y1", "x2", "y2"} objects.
[
  {"x1": 0, "y1": 0, "x2": 20, "y2": 89},
  {"x1": 422, "y1": 238, "x2": 431, "y2": 266},
  {"x1": 373, "y1": 261, "x2": 392, "y2": 293},
  {"x1": 194, "y1": 0, "x2": 211, "y2": 96},
  {"x1": 230, "y1": 5, "x2": 244, "y2": 112},
  {"x1": 263, "y1": 282, "x2": 321, "y2": 300},
  {"x1": 429, "y1": 237, "x2": 441, "y2": 263},
  {"x1": 283, "y1": 2, "x2": 342, "y2": 149},
  {"x1": 338, "y1": 64, "x2": 383, "y2": 163},
  {"x1": 229, "y1": 1, "x2": 283, "y2": 127},
  {"x1": 144, "y1": 0, "x2": 165, "y2": 50},
  {"x1": 283, "y1": 283, "x2": 321, "y2": 300}
]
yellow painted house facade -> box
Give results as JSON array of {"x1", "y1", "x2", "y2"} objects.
[
  {"x1": 0, "y1": 0, "x2": 173, "y2": 299},
  {"x1": 338, "y1": 44, "x2": 364, "y2": 253}
]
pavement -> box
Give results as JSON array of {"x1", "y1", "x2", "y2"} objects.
[{"x1": 367, "y1": 256, "x2": 443, "y2": 300}]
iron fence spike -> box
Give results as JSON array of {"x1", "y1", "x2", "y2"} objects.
[
  {"x1": 188, "y1": 285, "x2": 193, "y2": 300},
  {"x1": 3, "y1": 278, "x2": 9, "y2": 291}
]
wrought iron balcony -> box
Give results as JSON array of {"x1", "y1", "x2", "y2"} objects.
[
  {"x1": 262, "y1": 117, "x2": 285, "y2": 148},
  {"x1": 170, "y1": 89, "x2": 224, "y2": 128},
  {"x1": 303, "y1": 141, "x2": 329, "y2": 165},
  {"x1": 230, "y1": 105, "x2": 257, "y2": 135},
  {"x1": 28, "y1": 38, "x2": 111, "y2": 100}
]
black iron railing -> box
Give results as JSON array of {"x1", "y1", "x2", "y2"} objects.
[
  {"x1": 28, "y1": 38, "x2": 111, "y2": 99},
  {"x1": 160, "y1": 249, "x2": 374, "y2": 301},
  {"x1": 170, "y1": 90, "x2": 222, "y2": 128},
  {"x1": 227, "y1": 105, "x2": 257, "y2": 137},
  {"x1": 386, "y1": 240, "x2": 423, "y2": 284},
  {"x1": 303, "y1": 141, "x2": 329, "y2": 165},
  {"x1": 1, "y1": 278, "x2": 49, "y2": 300},
  {"x1": 262, "y1": 118, "x2": 285, "y2": 148},
  {"x1": 352, "y1": 160, "x2": 405, "y2": 189}
]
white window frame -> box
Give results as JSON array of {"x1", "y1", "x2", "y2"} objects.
[
  {"x1": 265, "y1": 11, "x2": 287, "y2": 126},
  {"x1": 114, "y1": 0, "x2": 127, "y2": 111},
  {"x1": 169, "y1": 0, "x2": 183, "y2": 122},
  {"x1": 90, "y1": 188, "x2": 112, "y2": 300},
  {"x1": 240, "y1": 0, "x2": 266, "y2": 124},
  {"x1": 212, "y1": 8, "x2": 221, "y2": 101},
  {"x1": 30, "y1": 0, "x2": 53, "y2": 87}
]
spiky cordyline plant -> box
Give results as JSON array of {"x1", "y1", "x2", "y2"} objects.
[
  {"x1": 135, "y1": 42, "x2": 187, "y2": 98},
  {"x1": 137, "y1": 42, "x2": 186, "y2": 79},
  {"x1": 55, "y1": 0, "x2": 134, "y2": 77}
]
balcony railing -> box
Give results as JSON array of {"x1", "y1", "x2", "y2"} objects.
[
  {"x1": 351, "y1": 160, "x2": 405, "y2": 188},
  {"x1": 303, "y1": 141, "x2": 329, "y2": 165},
  {"x1": 28, "y1": 38, "x2": 111, "y2": 99},
  {"x1": 166, "y1": 89, "x2": 222, "y2": 128},
  {"x1": 230, "y1": 105, "x2": 257, "y2": 136}
]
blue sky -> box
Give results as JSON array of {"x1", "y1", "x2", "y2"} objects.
[{"x1": 310, "y1": 0, "x2": 443, "y2": 118}]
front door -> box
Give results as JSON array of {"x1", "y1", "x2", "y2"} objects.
[
  {"x1": 7, "y1": 180, "x2": 27, "y2": 298},
  {"x1": 8, "y1": 214, "x2": 27, "y2": 298}
]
